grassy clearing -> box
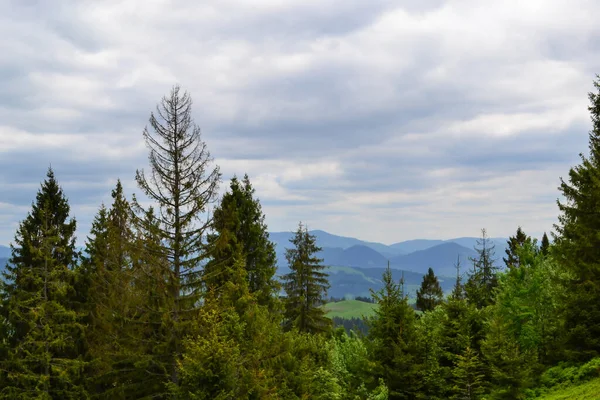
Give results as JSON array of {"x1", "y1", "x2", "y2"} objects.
[
  {"x1": 536, "y1": 377, "x2": 600, "y2": 399},
  {"x1": 323, "y1": 299, "x2": 377, "y2": 319}
]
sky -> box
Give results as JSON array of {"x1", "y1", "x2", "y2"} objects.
[{"x1": 1, "y1": 0, "x2": 598, "y2": 246}]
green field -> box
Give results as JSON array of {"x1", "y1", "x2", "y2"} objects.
[
  {"x1": 323, "y1": 299, "x2": 378, "y2": 319},
  {"x1": 537, "y1": 378, "x2": 600, "y2": 399}
]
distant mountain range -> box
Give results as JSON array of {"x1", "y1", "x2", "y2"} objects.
[
  {"x1": 1, "y1": 232, "x2": 514, "y2": 299},
  {"x1": 0, "y1": 245, "x2": 10, "y2": 259},
  {"x1": 1, "y1": 230, "x2": 513, "y2": 281},
  {"x1": 270, "y1": 230, "x2": 510, "y2": 277}
]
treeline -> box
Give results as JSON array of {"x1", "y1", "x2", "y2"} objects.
[{"x1": 2, "y1": 77, "x2": 600, "y2": 399}]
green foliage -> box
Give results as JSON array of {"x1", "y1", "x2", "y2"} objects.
[
  {"x1": 0, "y1": 168, "x2": 87, "y2": 399},
  {"x1": 416, "y1": 267, "x2": 444, "y2": 312},
  {"x1": 204, "y1": 175, "x2": 280, "y2": 310},
  {"x1": 451, "y1": 345, "x2": 486, "y2": 400},
  {"x1": 540, "y1": 233, "x2": 550, "y2": 258},
  {"x1": 536, "y1": 377, "x2": 600, "y2": 400},
  {"x1": 465, "y1": 228, "x2": 499, "y2": 309},
  {"x1": 283, "y1": 222, "x2": 332, "y2": 334},
  {"x1": 553, "y1": 75, "x2": 600, "y2": 361},
  {"x1": 416, "y1": 306, "x2": 446, "y2": 398},
  {"x1": 367, "y1": 265, "x2": 421, "y2": 398},
  {"x1": 504, "y1": 227, "x2": 533, "y2": 269}
]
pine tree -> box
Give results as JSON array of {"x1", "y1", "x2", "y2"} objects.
[
  {"x1": 503, "y1": 227, "x2": 532, "y2": 269},
  {"x1": 540, "y1": 232, "x2": 550, "y2": 257},
  {"x1": 368, "y1": 264, "x2": 421, "y2": 398},
  {"x1": 282, "y1": 222, "x2": 331, "y2": 334},
  {"x1": 133, "y1": 85, "x2": 221, "y2": 385},
  {"x1": 553, "y1": 75, "x2": 600, "y2": 361},
  {"x1": 416, "y1": 267, "x2": 444, "y2": 312},
  {"x1": 465, "y1": 229, "x2": 499, "y2": 309},
  {"x1": 203, "y1": 175, "x2": 279, "y2": 310},
  {"x1": 0, "y1": 168, "x2": 86, "y2": 398}
]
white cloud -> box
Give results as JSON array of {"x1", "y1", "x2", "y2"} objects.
[{"x1": 0, "y1": 0, "x2": 597, "y2": 245}]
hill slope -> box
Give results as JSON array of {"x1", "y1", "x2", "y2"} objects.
[
  {"x1": 537, "y1": 378, "x2": 600, "y2": 399},
  {"x1": 0, "y1": 245, "x2": 10, "y2": 258},
  {"x1": 323, "y1": 299, "x2": 377, "y2": 319},
  {"x1": 390, "y1": 239, "x2": 445, "y2": 254},
  {"x1": 391, "y1": 242, "x2": 479, "y2": 276}
]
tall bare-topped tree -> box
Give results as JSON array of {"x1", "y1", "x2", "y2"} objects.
[{"x1": 132, "y1": 85, "x2": 221, "y2": 385}]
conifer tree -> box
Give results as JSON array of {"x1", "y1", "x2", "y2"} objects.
[
  {"x1": 540, "y1": 232, "x2": 550, "y2": 257},
  {"x1": 553, "y1": 75, "x2": 600, "y2": 361},
  {"x1": 82, "y1": 181, "x2": 139, "y2": 396},
  {"x1": 0, "y1": 168, "x2": 86, "y2": 398},
  {"x1": 416, "y1": 267, "x2": 444, "y2": 312},
  {"x1": 282, "y1": 222, "x2": 331, "y2": 334},
  {"x1": 451, "y1": 345, "x2": 485, "y2": 400},
  {"x1": 451, "y1": 256, "x2": 465, "y2": 301},
  {"x1": 482, "y1": 316, "x2": 534, "y2": 399},
  {"x1": 368, "y1": 264, "x2": 421, "y2": 398},
  {"x1": 203, "y1": 175, "x2": 279, "y2": 310},
  {"x1": 133, "y1": 85, "x2": 221, "y2": 384},
  {"x1": 503, "y1": 227, "x2": 532, "y2": 269},
  {"x1": 465, "y1": 229, "x2": 499, "y2": 309}
]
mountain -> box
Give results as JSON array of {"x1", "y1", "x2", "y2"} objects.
[
  {"x1": 314, "y1": 266, "x2": 456, "y2": 299},
  {"x1": 336, "y1": 245, "x2": 388, "y2": 268},
  {"x1": 0, "y1": 245, "x2": 10, "y2": 258},
  {"x1": 390, "y1": 242, "x2": 479, "y2": 276},
  {"x1": 0, "y1": 257, "x2": 7, "y2": 273},
  {"x1": 269, "y1": 230, "x2": 402, "y2": 258},
  {"x1": 449, "y1": 237, "x2": 509, "y2": 258},
  {"x1": 390, "y1": 239, "x2": 445, "y2": 254}
]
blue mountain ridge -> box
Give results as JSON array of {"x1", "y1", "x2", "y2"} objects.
[{"x1": 270, "y1": 230, "x2": 511, "y2": 277}]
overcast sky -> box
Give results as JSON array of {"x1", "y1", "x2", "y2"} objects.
[{"x1": 1, "y1": 0, "x2": 598, "y2": 246}]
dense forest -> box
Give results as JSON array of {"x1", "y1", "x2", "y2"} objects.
[{"x1": 2, "y1": 78, "x2": 600, "y2": 399}]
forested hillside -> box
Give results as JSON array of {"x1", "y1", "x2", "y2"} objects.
[{"x1": 3, "y1": 80, "x2": 600, "y2": 399}]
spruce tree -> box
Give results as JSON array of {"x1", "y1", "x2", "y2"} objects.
[
  {"x1": 540, "y1": 232, "x2": 550, "y2": 257},
  {"x1": 203, "y1": 175, "x2": 279, "y2": 310},
  {"x1": 133, "y1": 85, "x2": 221, "y2": 385},
  {"x1": 82, "y1": 181, "x2": 139, "y2": 397},
  {"x1": 0, "y1": 168, "x2": 86, "y2": 398},
  {"x1": 451, "y1": 256, "x2": 465, "y2": 301},
  {"x1": 503, "y1": 227, "x2": 532, "y2": 269},
  {"x1": 465, "y1": 229, "x2": 499, "y2": 309},
  {"x1": 368, "y1": 264, "x2": 421, "y2": 398},
  {"x1": 451, "y1": 345, "x2": 485, "y2": 400},
  {"x1": 282, "y1": 222, "x2": 331, "y2": 334},
  {"x1": 416, "y1": 267, "x2": 444, "y2": 312},
  {"x1": 553, "y1": 75, "x2": 600, "y2": 361}
]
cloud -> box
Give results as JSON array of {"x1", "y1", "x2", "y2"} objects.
[{"x1": 0, "y1": 0, "x2": 598, "y2": 246}]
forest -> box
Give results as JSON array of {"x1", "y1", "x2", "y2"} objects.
[{"x1": 2, "y1": 78, "x2": 600, "y2": 399}]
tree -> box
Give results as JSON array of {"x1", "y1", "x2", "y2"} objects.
[
  {"x1": 553, "y1": 75, "x2": 600, "y2": 361},
  {"x1": 282, "y1": 222, "x2": 331, "y2": 334},
  {"x1": 416, "y1": 267, "x2": 444, "y2": 312},
  {"x1": 82, "y1": 181, "x2": 139, "y2": 396},
  {"x1": 203, "y1": 175, "x2": 279, "y2": 310},
  {"x1": 133, "y1": 85, "x2": 221, "y2": 384},
  {"x1": 368, "y1": 264, "x2": 421, "y2": 398},
  {"x1": 0, "y1": 168, "x2": 87, "y2": 398},
  {"x1": 540, "y1": 232, "x2": 550, "y2": 257},
  {"x1": 450, "y1": 256, "x2": 465, "y2": 301},
  {"x1": 503, "y1": 227, "x2": 532, "y2": 269},
  {"x1": 465, "y1": 229, "x2": 499, "y2": 309},
  {"x1": 451, "y1": 345, "x2": 485, "y2": 400}
]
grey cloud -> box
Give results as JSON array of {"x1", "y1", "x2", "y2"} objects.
[{"x1": 1, "y1": 0, "x2": 600, "y2": 245}]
